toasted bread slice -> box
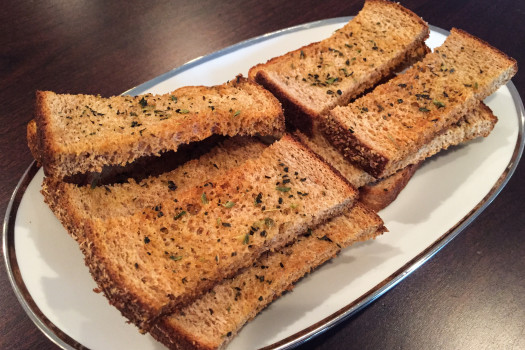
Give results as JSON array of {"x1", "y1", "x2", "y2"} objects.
[
  {"x1": 297, "y1": 102, "x2": 498, "y2": 210},
  {"x1": 42, "y1": 135, "x2": 380, "y2": 346},
  {"x1": 34, "y1": 76, "x2": 284, "y2": 178},
  {"x1": 359, "y1": 163, "x2": 421, "y2": 211},
  {"x1": 150, "y1": 203, "x2": 385, "y2": 350},
  {"x1": 248, "y1": 0, "x2": 429, "y2": 134},
  {"x1": 323, "y1": 28, "x2": 517, "y2": 178},
  {"x1": 42, "y1": 137, "x2": 268, "y2": 244},
  {"x1": 64, "y1": 135, "x2": 357, "y2": 329}
]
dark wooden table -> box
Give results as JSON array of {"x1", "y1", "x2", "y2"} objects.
[{"x1": 1, "y1": 0, "x2": 524, "y2": 349}]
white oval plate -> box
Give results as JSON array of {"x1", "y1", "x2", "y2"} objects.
[{"x1": 3, "y1": 17, "x2": 524, "y2": 350}]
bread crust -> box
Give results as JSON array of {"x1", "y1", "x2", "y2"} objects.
[
  {"x1": 35, "y1": 91, "x2": 58, "y2": 175},
  {"x1": 26, "y1": 119, "x2": 40, "y2": 165},
  {"x1": 298, "y1": 101, "x2": 497, "y2": 211}
]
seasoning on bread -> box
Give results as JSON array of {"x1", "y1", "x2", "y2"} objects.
[
  {"x1": 322, "y1": 29, "x2": 517, "y2": 178},
  {"x1": 248, "y1": 0, "x2": 430, "y2": 134},
  {"x1": 66, "y1": 135, "x2": 358, "y2": 330},
  {"x1": 41, "y1": 137, "x2": 268, "y2": 246},
  {"x1": 42, "y1": 135, "x2": 385, "y2": 348},
  {"x1": 150, "y1": 203, "x2": 385, "y2": 350},
  {"x1": 34, "y1": 76, "x2": 284, "y2": 178}
]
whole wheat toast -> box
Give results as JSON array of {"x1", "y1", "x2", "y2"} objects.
[
  {"x1": 248, "y1": 0, "x2": 429, "y2": 134},
  {"x1": 34, "y1": 76, "x2": 284, "y2": 178},
  {"x1": 150, "y1": 203, "x2": 385, "y2": 350},
  {"x1": 322, "y1": 28, "x2": 517, "y2": 178},
  {"x1": 42, "y1": 135, "x2": 385, "y2": 348},
  {"x1": 61, "y1": 134, "x2": 357, "y2": 330}
]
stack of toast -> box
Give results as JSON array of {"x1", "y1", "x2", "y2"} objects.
[{"x1": 27, "y1": 1, "x2": 517, "y2": 349}]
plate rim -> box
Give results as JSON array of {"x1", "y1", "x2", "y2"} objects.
[{"x1": 2, "y1": 16, "x2": 524, "y2": 350}]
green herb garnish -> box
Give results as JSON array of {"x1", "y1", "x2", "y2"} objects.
[
  {"x1": 223, "y1": 201, "x2": 235, "y2": 208},
  {"x1": 264, "y1": 217, "x2": 275, "y2": 228},
  {"x1": 254, "y1": 192, "x2": 263, "y2": 206},
  {"x1": 174, "y1": 211, "x2": 186, "y2": 220},
  {"x1": 276, "y1": 186, "x2": 291, "y2": 192},
  {"x1": 433, "y1": 100, "x2": 446, "y2": 108}
]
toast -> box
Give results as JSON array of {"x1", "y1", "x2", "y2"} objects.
[
  {"x1": 42, "y1": 135, "x2": 385, "y2": 348},
  {"x1": 359, "y1": 163, "x2": 421, "y2": 211},
  {"x1": 150, "y1": 203, "x2": 385, "y2": 350},
  {"x1": 248, "y1": 0, "x2": 429, "y2": 134},
  {"x1": 322, "y1": 28, "x2": 517, "y2": 178},
  {"x1": 64, "y1": 134, "x2": 358, "y2": 330},
  {"x1": 33, "y1": 76, "x2": 284, "y2": 178},
  {"x1": 297, "y1": 102, "x2": 498, "y2": 210},
  {"x1": 41, "y1": 137, "x2": 268, "y2": 243}
]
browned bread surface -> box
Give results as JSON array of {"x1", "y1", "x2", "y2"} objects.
[
  {"x1": 358, "y1": 102, "x2": 498, "y2": 211},
  {"x1": 34, "y1": 76, "x2": 284, "y2": 178},
  {"x1": 150, "y1": 203, "x2": 385, "y2": 350},
  {"x1": 41, "y1": 137, "x2": 268, "y2": 244},
  {"x1": 75, "y1": 135, "x2": 358, "y2": 329},
  {"x1": 323, "y1": 28, "x2": 517, "y2": 178},
  {"x1": 41, "y1": 135, "x2": 381, "y2": 349},
  {"x1": 248, "y1": 0, "x2": 429, "y2": 134},
  {"x1": 42, "y1": 137, "x2": 267, "y2": 224}
]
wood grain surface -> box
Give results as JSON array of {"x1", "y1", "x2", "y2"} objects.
[{"x1": 0, "y1": 0, "x2": 523, "y2": 349}]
